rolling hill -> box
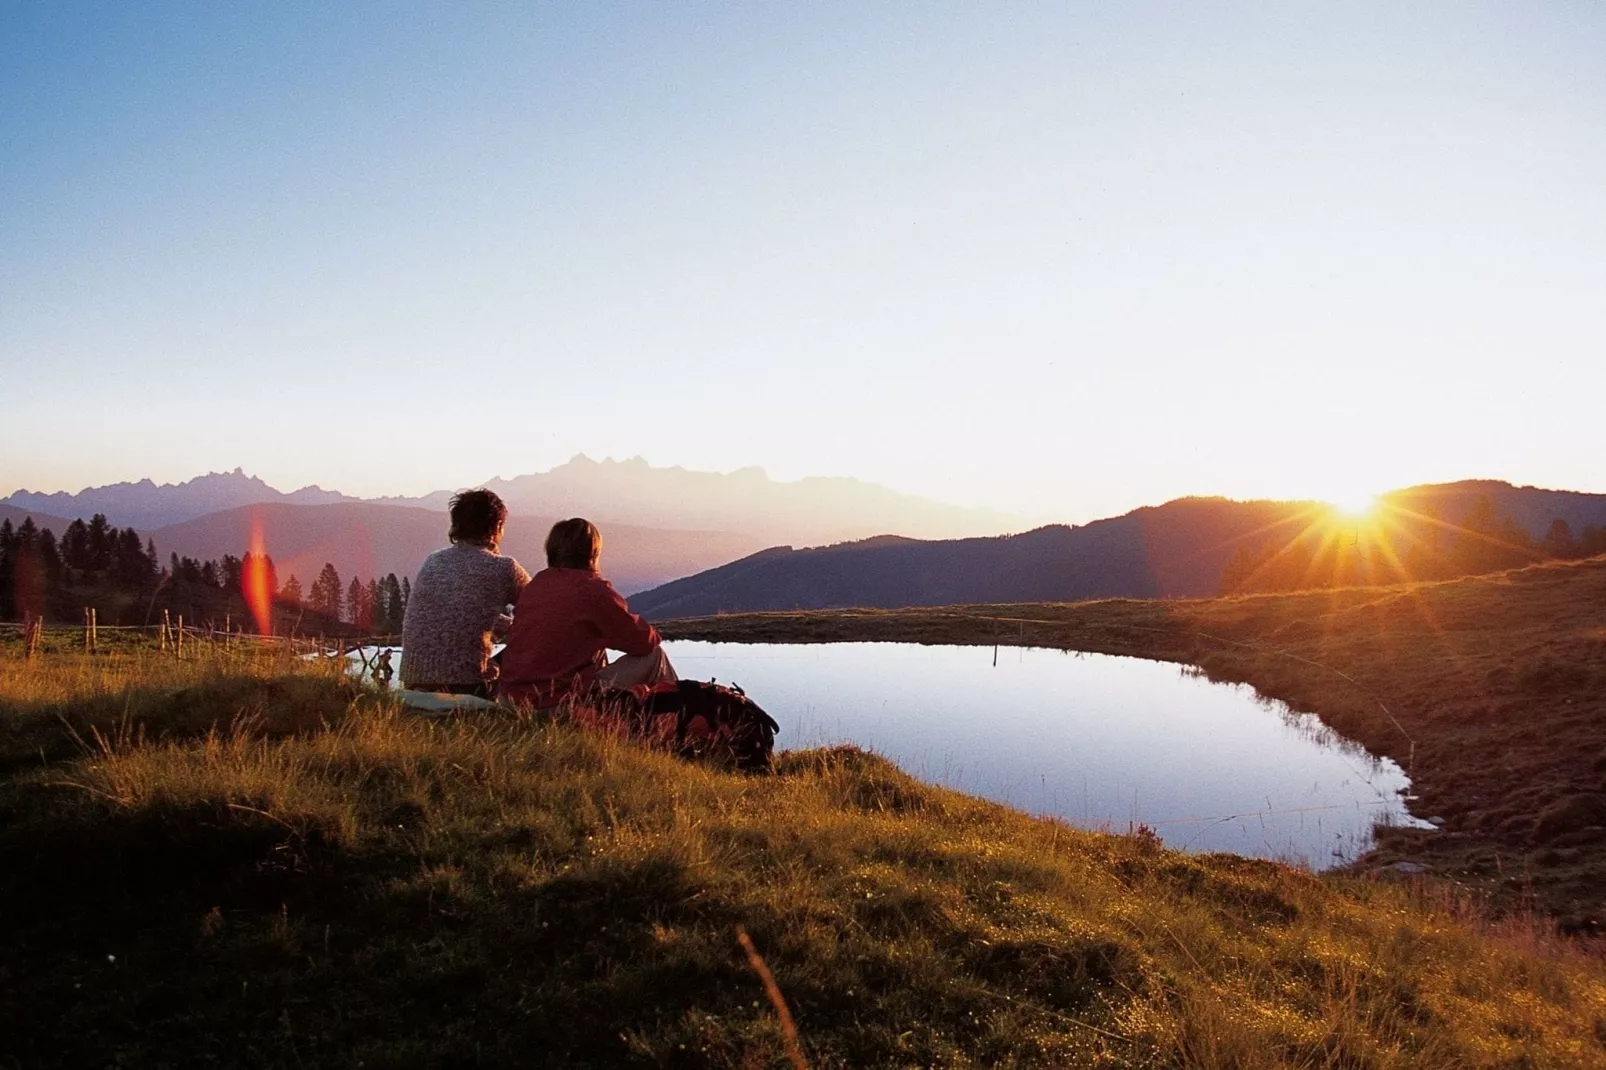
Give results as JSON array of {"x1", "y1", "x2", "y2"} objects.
[
  {"x1": 632, "y1": 481, "x2": 1606, "y2": 616},
  {"x1": 0, "y1": 505, "x2": 74, "y2": 533}
]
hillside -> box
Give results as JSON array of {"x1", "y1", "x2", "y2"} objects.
[
  {"x1": 2, "y1": 643, "x2": 1603, "y2": 1066},
  {"x1": 635, "y1": 498, "x2": 1327, "y2": 616},
  {"x1": 635, "y1": 481, "x2": 1606, "y2": 616},
  {"x1": 0, "y1": 504, "x2": 73, "y2": 533},
  {"x1": 150, "y1": 501, "x2": 767, "y2": 596}
]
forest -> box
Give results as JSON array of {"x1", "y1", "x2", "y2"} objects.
[{"x1": 0, "y1": 513, "x2": 406, "y2": 635}]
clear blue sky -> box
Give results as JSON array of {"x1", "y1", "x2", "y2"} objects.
[{"x1": 4, "y1": 2, "x2": 1604, "y2": 522}]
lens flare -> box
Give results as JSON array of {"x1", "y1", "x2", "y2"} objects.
[{"x1": 243, "y1": 517, "x2": 273, "y2": 635}]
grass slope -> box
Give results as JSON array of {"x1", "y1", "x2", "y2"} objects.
[
  {"x1": 2, "y1": 643, "x2": 1605, "y2": 1067},
  {"x1": 661, "y1": 555, "x2": 1606, "y2": 934}
]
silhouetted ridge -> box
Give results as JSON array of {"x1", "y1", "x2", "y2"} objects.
[{"x1": 634, "y1": 482, "x2": 1606, "y2": 616}]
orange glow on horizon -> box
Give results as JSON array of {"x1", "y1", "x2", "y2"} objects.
[{"x1": 243, "y1": 518, "x2": 273, "y2": 636}]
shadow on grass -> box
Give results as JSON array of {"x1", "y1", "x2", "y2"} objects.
[{"x1": 0, "y1": 775, "x2": 774, "y2": 1067}]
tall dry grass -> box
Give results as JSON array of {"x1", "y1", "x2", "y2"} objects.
[{"x1": 2, "y1": 642, "x2": 1604, "y2": 1067}]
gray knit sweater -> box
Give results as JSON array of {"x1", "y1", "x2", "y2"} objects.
[{"x1": 400, "y1": 543, "x2": 530, "y2": 688}]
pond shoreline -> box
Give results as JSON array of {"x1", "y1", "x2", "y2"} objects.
[{"x1": 657, "y1": 555, "x2": 1606, "y2": 935}]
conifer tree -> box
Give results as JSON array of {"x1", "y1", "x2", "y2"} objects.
[
  {"x1": 280, "y1": 574, "x2": 303, "y2": 607},
  {"x1": 381, "y1": 573, "x2": 404, "y2": 630},
  {"x1": 311, "y1": 563, "x2": 343, "y2": 619},
  {"x1": 62, "y1": 519, "x2": 89, "y2": 573},
  {"x1": 346, "y1": 576, "x2": 366, "y2": 627},
  {"x1": 0, "y1": 519, "x2": 15, "y2": 620},
  {"x1": 87, "y1": 514, "x2": 111, "y2": 572}
]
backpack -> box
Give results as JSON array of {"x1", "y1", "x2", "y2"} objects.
[{"x1": 633, "y1": 679, "x2": 780, "y2": 773}]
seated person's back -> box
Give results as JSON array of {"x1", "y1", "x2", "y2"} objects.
[
  {"x1": 400, "y1": 489, "x2": 529, "y2": 694},
  {"x1": 499, "y1": 518, "x2": 675, "y2": 707}
]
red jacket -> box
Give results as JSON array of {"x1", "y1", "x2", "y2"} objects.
[{"x1": 497, "y1": 567, "x2": 660, "y2": 707}]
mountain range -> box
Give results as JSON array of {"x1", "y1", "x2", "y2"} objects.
[
  {"x1": 630, "y1": 481, "x2": 1606, "y2": 617},
  {"x1": 2, "y1": 457, "x2": 1019, "y2": 545},
  {"x1": 9, "y1": 469, "x2": 1604, "y2": 613},
  {"x1": 2, "y1": 470, "x2": 351, "y2": 532},
  {"x1": 144, "y1": 503, "x2": 763, "y2": 597},
  {"x1": 0, "y1": 458, "x2": 1018, "y2": 594}
]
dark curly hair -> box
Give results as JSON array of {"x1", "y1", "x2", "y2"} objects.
[{"x1": 448, "y1": 489, "x2": 508, "y2": 549}]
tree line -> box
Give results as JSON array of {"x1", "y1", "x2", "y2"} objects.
[
  {"x1": 1219, "y1": 495, "x2": 1606, "y2": 596},
  {"x1": 0, "y1": 514, "x2": 409, "y2": 633}
]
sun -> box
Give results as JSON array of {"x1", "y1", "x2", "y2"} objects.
[{"x1": 1328, "y1": 492, "x2": 1378, "y2": 519}]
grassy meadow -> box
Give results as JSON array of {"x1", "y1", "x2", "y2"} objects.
[{"x1": 2, "y1": 636, "x2": 1606, "y2": 1067}]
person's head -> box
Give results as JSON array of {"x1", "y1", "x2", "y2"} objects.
[
  {"x1": 546, "y1": 518, "x2": 601, "y2": 571},
  {"x1": 448, "y1": 489, "x2": 508, "y2": 552}
]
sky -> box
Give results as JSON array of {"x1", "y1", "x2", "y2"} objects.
[{"x1": 3, "y1": 2, "x2": 1604, "y2": 525}]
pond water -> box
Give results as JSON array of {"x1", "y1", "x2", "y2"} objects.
[{"x1": 354, "y1": 640, "x2": 1428, "y2": 869}]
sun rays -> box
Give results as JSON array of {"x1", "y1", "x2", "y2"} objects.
[{"x1": 1215, "y1": 494, "x2": 1556, "y2": 645}]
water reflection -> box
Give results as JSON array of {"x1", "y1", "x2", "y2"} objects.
[{"x1": 662, "y1": 641, "x2": 1429, "y2": 870}]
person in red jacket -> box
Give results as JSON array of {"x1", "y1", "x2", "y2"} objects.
[{"x1": 498, "y1": 518, "x2": 678, "y2": 708}]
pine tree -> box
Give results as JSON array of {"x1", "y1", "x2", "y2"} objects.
[
  {"x1": 113, "y1": 528, "x2": 144, "y2": 584},
  {"x1": 381, "y1": 573, "x2": 405, "y2": 630},
  {"x1": 87, "y1": 514, "x2": 112, "y2": 573},
  {"x1": 62, "y1": 519, "x2": 89, "y2": 573},
  {"x1": 311, "y1": 563, "x2": 343, "y2": 619},
  {"x1": 11, "y1": 518, "x2": 45, "y2": 619},
  {"x1": 347, "y1": 576, "x2": 366, "y2": 627},
  {"x1": 0, "y1": 519, "x2": 12, "y2": 619},
  {"x1": 280, "y1": 574, "x2": 303, "y2": 607},
  {"x1": 39, "y1": 529, "x2": 63, "y2": 587}
]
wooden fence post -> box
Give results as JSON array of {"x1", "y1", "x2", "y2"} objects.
[
  {"x1": 176, "y1": 615, "x2": 184, "y2": 659},
  {"x1": 160, "y1": 609, "x2": 171, "y2": 652},
  {"x1": 23, "y1": 614, "x2": 40, "y2": 660},
  {"x1": 83, "y1": 608, "x2": 92, "y2": 652},
  {"x1": 90, "y1": 608, "x2": 98, "y2": 653}
]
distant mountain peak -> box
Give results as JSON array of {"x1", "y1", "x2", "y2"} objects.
[{"x1": 3, "y1": 456, "x2": 1023, "y2": 544}]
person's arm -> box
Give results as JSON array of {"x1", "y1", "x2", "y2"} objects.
[
  {"x1": 505, "y1": 559, "x2": 531, "y2": 602},
  {"x1": 591, "y1": 578, "x2": 660, "y2": 656},
  {"x1": 491, "y1": 559, "x2": 530, "y2": 639}
]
